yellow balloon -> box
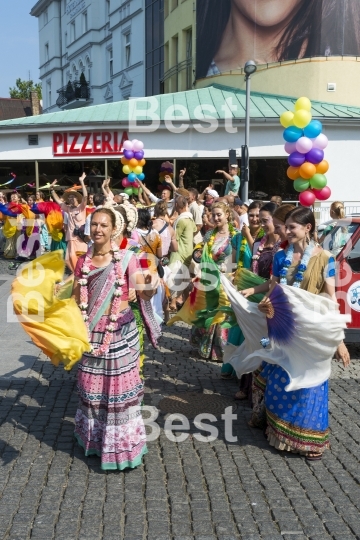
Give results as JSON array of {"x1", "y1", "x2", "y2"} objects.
[
  {"x1": 293, "y1": 109, "x2": 312, "y2": 129},
  {"x1": 134, "y1": 166, "x2": 143, "y2": 175},
  {"x1": 295, "y1": 97, "x2": 312, "y2": 112},
  {"x1": 123, "y1": 165, "x2": 131, "y2": 175},
  {"x1": 280, "y1": 111, "x2": 294, "y2": 128}
]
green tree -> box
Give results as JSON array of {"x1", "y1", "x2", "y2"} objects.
[{"x1": 9, "y1": 78, "x2": 42, "y2": 100}]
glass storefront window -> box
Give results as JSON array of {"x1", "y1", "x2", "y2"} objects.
[{"x1": 0, "y1": 162, "x2": 36, "y2": 195}]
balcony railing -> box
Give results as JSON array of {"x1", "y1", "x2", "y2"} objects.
[{"x1": 56, "y1": 80, "x2": 91, "y2": 108}]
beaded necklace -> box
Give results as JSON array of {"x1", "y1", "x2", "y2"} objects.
[
  {"x1": 279, "y1": 241, "x2": 315, "y2": 288},
  {"x1": 207, "y1": 223, "x2": 237, "y2": 261},
  {"x1": 238, "y1": 228, "x2": 265, "y2": 269},
  {"x1": 79, "y1": 240, "x2": 125, "y2": 356}
]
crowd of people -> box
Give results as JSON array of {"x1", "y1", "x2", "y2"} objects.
[{"x1": 8, "y1": 167, "x2": 351, "y2": 469}]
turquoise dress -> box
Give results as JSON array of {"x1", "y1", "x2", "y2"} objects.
[{"x1": 221, "y1": 233, "x2": 252, "y2": 375}]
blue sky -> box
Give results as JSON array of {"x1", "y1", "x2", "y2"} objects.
[{"x1": 0, "y1": 0, "x2": 40, "y2": 97}]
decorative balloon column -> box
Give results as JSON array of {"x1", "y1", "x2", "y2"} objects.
[
  {"x1": 280, "y1": 97, "x2": 331, "y2": 207},
  {"x1": 159, "y1": 161, "x2": 174, "y2": 187},
  {"x1": 121, "y1": 139, "x2": 146, "y2": 197}
]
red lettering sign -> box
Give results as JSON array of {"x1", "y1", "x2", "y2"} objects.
[{"x1": 52, "y1": 131, "x2": 129, "y2": 156}]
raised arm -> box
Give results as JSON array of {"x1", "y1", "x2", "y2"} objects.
[
  {"x1": 79, "y1": 173, "x2": 88, "y2": 202},
  {"x1": 178, "y1": 168, "x2": 186, "y2": 189},
  {"x1": 164, "y1": 175, "x2": 177, "y2": 193},
  {"x1": 102, "y1": 177, "x2": 111, "y2": 196},
  {"x1": 216, "y1": 170, "x2": 232, "y2": 182},
  {"x1": 50, "y1": 180, "x2": 63, "y2": 205}
]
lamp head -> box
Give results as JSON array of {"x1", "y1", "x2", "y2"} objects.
[{"x1": 244, "y1": 60, "x2": 257, "y2": 76}]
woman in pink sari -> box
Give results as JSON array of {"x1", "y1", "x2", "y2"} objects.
[{"x1": 72, "y1": 206, "x2": 158, "y2": 470}]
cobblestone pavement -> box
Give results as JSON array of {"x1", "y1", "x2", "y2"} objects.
[{"x1": 1, "y1": 317, "x2": 360, "y2": 540}]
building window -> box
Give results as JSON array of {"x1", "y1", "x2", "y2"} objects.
[
  {"x1": 82, "y1": 11, "x2": 88, "y2": 33},
  {"x1": 47, "y1": 81, "x2": 51, "y2": 107},
  {"x1": 65, "y1": 32, "x2": 68, "y2": 47},
  {"x1": 71, "y1": 20, "x2": 76, "y2": 42},
  {"x1": 172, "y1": 35, "x2": 178, "y2": 91},
  {"x1": 106, "y1": 0, "x2": 110, "y2": 17},
  {"x1": 125, "y1": 33, "x2": 131, "y2": 67},
  {"x1": 186, "y1": 28, "x2": 192, "y2": 90},
  {"x1": 145, "y1": 0, "x2": 165, "y2": 97},
  {"x1": 86, "y1": 58, "x2": 91, "y2": 85},
  {"x1": 171, "y1": 0, "x2": 178, "y2": 10},
  {"x1": 109, "y1": 48, "x2": 113, "y2": 77},
  {"x1": 45, "y1": 43, "x2": 49, "y2": 62},
  {"x1": 44, "y1": 9, "x2": 48, "y2": 25}
]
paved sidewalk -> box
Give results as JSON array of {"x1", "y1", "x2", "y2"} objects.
[{"x1": 0, "y1": 284, "x2": 360, "y2": 539}]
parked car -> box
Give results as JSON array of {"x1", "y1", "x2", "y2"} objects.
[{"x1": 320, "y1": 215, "x2": 360, "y2": 342}]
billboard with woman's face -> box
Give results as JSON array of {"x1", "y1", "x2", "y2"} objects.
[{"x1": 196, "y1": 0, "x2": 360, "y2": 79}]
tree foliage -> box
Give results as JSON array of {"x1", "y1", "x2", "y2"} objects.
[{"x1": 9, "y1": 78, "x2": 42, "y2": 100}]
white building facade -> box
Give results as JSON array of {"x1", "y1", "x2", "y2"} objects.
[{"x1": 31, "y1": 0, "x2": 145, "y2": 113}]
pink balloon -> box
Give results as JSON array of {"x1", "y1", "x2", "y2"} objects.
[
  {"x1": 133, "y1": 140, "x2": 144, "y2": 151},
  {"x1": 123, "y1": 140, "x2": 133, "y2": 151},
  {"x1": 284, "y1": 142, "x2": 297, "y2": 154},
  {"x1": 133, "y1": 181, "x2": 140, "y2": 188},
  {"x1": 312, "y1": 186, "x2": 331, "y2": 201},
  {"x1": 299, "y1": 190, "x2": 316, "y2": 207},
  {"x1": 312, "y1": 134, "x2": 329, "y2": 150},
  {"x1": 122, "y1": 178, "x2": 131, "y2": 188},
  {"x1": 295, "y1": 137, "x2": 313, "y2": 154}
]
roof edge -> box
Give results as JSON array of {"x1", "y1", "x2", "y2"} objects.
[
  {"x1": 207, "y1": 83, "x2": 360, "y2": 110},
  {"x1": 30, "y1": 0, "x2": 56, "y2": 17}
]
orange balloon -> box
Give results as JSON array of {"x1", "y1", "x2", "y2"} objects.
[
  {"x1": 121, "y1": 156, "x2": 129, "y2": 165},
  {"x1": 129, "y1": 158, "x2": 138, "y2": 168},
  {"x1": 316, "y1": 160, "x2": 329, "y2": 174},
  {"x1": 139, "y1": 159, "x2": 146, "y2": 167},
  {"x1": 287, "y1": 166, "x2": 300, "y2": 181},
  {"x1": 299, "y1": 162, "x2": 316, "y2": 180}
]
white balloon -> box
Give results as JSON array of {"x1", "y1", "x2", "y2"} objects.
[
  {"x1": 312, "y1": 134, "x2": 328, "y2": 150},
  {"x1": 133, "y1": 140, "x2": 144, "y2": 151},
  {"x1": 295, "y1": 137, "x2": 313, "y2": 154}
]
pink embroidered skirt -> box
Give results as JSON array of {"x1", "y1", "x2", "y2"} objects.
[{"x1": 74, "y1": 308, "x2": 147, "y2": 470}]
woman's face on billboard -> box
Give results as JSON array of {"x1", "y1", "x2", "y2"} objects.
[{"x1": 232, "y1": 0, "x2": 303, "y2": 27}]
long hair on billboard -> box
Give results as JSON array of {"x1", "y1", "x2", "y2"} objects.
[{"x1": 196, "y1": 0, "x2": 360, "y2": 79}]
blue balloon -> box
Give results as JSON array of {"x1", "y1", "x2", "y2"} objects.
[
  {"x1": 283, "y1": 126, "x2": 303, "y2": 143},
  {"x1": 304, "y1": 120, "x2": 322, "y2": 139},
  {"x1": 128, "y1": 172, "x2": 136, "y2": 182},
  {"x1": 137, "y1": 173, "x2": 145, "y2": 181}
]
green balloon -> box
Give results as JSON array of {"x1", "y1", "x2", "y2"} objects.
[
  {"x1": 124, "y1": 187, "x2": 133, "y2": 196},
  {"x1": 132, "y1": 188, "x2": 139, "y2": 196},
  {"x1": 310, "y1": 173, "x2": 327, "y2": 189},
  {"x1": 293, "y1": 178, "x2": 310, "y2": 192}
]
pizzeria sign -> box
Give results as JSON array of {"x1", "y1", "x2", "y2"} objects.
[{"x1": 53, "y1": 131, "x2": 128, "y2": 157}]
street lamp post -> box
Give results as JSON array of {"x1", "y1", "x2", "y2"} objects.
[{"x1": 241, "y1": 60, "x2": 257, "y2": 202}]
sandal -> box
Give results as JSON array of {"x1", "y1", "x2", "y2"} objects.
[
  {"x1": 234, "y1": 391, "x2": 247, "y2": 400},
  {"x1": 305, "y1": 453, "x2": 322, "y2": 461}
]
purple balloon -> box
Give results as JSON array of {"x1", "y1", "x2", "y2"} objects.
[
  {"x1": 284, "y1": 142, "x2": 297, "y2": 155},
  {"x1": 124, "y1": 150, "x2": 134, "y2": 160},
  {"x1": 134, "y1": 150, "x2": 144, "y2": 160},
  {"x1": 305, "y1": 148, "x2": 324, "y2": 165},
  {"x1": 288, "y1": 152, "x2": 306, "y2": 167}
]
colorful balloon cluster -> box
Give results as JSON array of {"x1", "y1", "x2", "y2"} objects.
[
  {"x1": 159, "y1": 161, "x2": 174, "y2": 185},
  {"x1": 280, "y1": 97, "x2": 331, "y2": 207},
  {"x1": 121, "y1": 139, "x2": 146, "y2": 197}
]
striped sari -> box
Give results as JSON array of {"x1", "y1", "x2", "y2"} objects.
[{"x1": 74, "y1": 250, "x2": 148, "y2": 470}]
